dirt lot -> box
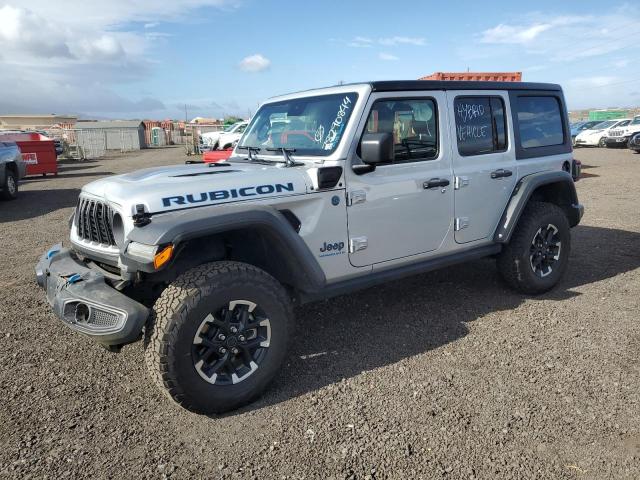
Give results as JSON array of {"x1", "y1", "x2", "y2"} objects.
[{"x1": 0, "y1": 146, "x2": 639, "y2": 479}]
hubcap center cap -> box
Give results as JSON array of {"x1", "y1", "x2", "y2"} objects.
[{"x1": 226, "y1": 336, "x2": 238, "y2": 347}]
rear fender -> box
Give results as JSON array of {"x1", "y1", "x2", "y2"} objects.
[{"x1": 494, "y1": 170, "x2": 583, "y2": 243}]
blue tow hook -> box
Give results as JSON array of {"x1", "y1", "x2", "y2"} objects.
[
  {"x1": 46, "y1": 248, "x2": 60, "y2": 259},
  {"x1": 68, "y1": 274, "x2": 82, "y2": 284}
]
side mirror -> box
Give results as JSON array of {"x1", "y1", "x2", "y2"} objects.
[{"x1": 360, "y1": 132, "x2": 394, "y2": 165}]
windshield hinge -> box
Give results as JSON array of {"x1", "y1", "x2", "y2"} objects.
[
  {"x1": 132, "y1": 204, "x2": 152, "y2": 227},
  {"x1": 347, "y1": 190, "x2": 366, "y2": 206},
  {"x1": 454, "y1": 176, "x2": 469, "y2": 190}
]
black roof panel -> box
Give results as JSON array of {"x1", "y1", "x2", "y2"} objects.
[{"x1": 369, "y1": 80, "x2": 562, "y2": 92}]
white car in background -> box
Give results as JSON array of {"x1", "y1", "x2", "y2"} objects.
[
  {"x1": 201, "y1": 121, "x2": 248, "y2": 150},
  {"x1": 574, "y1": 118, "x2": 631, "y2": 147},
  {"x1": 216, "y1": 121, "x2": 249, "y2": 150},
  {"x1": 605, "y1": 115, "x2": 640, "y2": 148}
]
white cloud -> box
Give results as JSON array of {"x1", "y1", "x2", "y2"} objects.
[
  {"x1": 378, "y1": 36, "x2": 426, "y2": 46},
  {"x1": 379, "y1": 52, "x2": 399, "y2": 61},
  {"x1": 476, "y1": 11, "x2": 640, "y2": 63},
  {"x1": 238, "y1": 54, "x2": 271, "y2": 73},
  {"x1": 0, "y1": 5, "x2": 74, "y2": 58},
  {"x1": 0, "y1": 1, "x2": 239, "y2": 116},
  {"x1": 480, "y1": 23, "x2": 553, "y2": 44},
  {"x1": 568, "y1": 76, "x2": 620, "y2": 88},
  {"x1": 613, "y1": 58, "x2": 630, "y2": 68},
  {"x1": 347, "y1": 36, "x2": 374, "y2": 48},
  {"x1": 345, "y1": 35, "x2": 426, "y2": 48}
]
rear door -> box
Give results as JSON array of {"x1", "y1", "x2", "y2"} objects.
[{"x1": 447, "y1": 91, "x2": 517, "y2": 243}]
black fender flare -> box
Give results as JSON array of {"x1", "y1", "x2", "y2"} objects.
[
  {"x1": 126, "y1": 203, "x2": 326, "y2": 293},
  {"x1": 494, "y1": 170, "x2": 584, "y2": 244}
]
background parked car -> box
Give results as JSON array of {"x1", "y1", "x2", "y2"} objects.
[
  {"x1": 605, "y1": 115, "x2": 640, "y2": 148},
  {"x1": 574, "y1": 118, "x2": 631, "y2": 147},
  {"x1": 628, "y1": 132, "x2": 640, "y2": 153},
  {"x1": 0, "y1": 141, "x2": 27, "y2": 200},
  {"x1": 201, "y1": 121, "x2": 247, "y2": 150},
  {"x1": 571, "y1": 120, "x2": 604, "y2": 145},
  {"x1": 216, "y1": 121, "x2": 248, "y2": 149}
]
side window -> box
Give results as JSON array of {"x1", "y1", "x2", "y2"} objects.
[
  {"x1": 516, "y1": 96, "x2": 564, "y2": 148},
  {"x1": 363, "y1": 98, "x2": 438, "y2": 163},
  {"x1": 454, "y1": 96, "x2": 507, "y2": 156}
]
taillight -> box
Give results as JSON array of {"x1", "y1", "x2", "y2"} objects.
[{"x1": 572, "y1": 159, "x2": 581, "y2": 182}]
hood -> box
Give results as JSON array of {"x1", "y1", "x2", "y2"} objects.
[
  {"x1": 82, "y1": 162, "x2": 311, "y2": 216},
  {"x1": 201, "y1": 131, "x2": 222, "y2": 139},
  {"x1": 622, "y1": 124, "x2": 640, "y2": 135}
]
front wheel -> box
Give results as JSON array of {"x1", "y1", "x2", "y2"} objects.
[
  {"x1": 1, "y1": 169, "x2": 18, "y2": 200},
  {"x1": 144, "y1": 261, "x2": 293, "y2": 414},
  {"x1": 497, "y1": 202, "x2": 571, "y2": 294},
  {"x1": 599, "y1": 137, "x2": 607, "y2": 147}
]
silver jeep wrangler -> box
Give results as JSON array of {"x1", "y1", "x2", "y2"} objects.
[{"x1": 36, "y1": 81, "x2": 583, "y2": 414}]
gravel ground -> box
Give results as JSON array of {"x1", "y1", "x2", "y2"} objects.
[{"x1": 0, "y1": 146, "x2": 639, "y2": 479}]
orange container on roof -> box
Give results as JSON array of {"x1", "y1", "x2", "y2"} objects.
[{"x1": 420, "y1": 72, "x2": 522, "y2": 82}]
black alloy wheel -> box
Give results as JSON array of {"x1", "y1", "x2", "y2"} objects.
[
  {"x1": 192, "y1": 300, "x2": 271, "y2": 385},
  {"x1": 529, "y1": 224, "x2": 562, "y2": 278}
]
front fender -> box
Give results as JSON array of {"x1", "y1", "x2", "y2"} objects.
[
  {"x1": 494, "y1": 170, "x2": 584, "y2": 244},
  {"x1": 126, "y1": 203, "x2": 327, "y2": 293}
]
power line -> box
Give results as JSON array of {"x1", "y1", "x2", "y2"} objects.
[
  {"x1": 561, "y1": 20, "x2": 640, "y2": 52},
  {"x1": 571, "y1": 76, "x2": 640, "y2": 93}
]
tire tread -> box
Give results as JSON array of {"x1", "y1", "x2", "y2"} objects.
[{"x1": 143, "y1": 261, "x2": 292, "y2": 413}]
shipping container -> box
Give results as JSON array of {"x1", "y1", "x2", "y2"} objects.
[{"x1": 588, "y1": 109, "x2": 629, "y2": 121}]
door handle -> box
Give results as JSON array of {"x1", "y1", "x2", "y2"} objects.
[
  {"x1": 423, "y1": 178, "x2": 450, "y2": 189},
  {"x1": 490, "y1": 169, "x2": 513, "y2": 179}
]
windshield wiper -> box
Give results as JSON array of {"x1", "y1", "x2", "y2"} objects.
[
  {"x1": 236, "y1": 145, "x2": 261, "y2": 162},
  {"x1": 265, "y1": 147, "x2": 302, "y2": 167}
]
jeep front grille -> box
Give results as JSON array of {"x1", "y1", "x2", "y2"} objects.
[
  {"x1": 609, "y1": 129, "x2": 624, "y2": 137},
  {"x1": 76, "y1": 197, "x2": 116, "y2": 246}
]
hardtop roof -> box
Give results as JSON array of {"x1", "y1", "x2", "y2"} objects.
[{"x1": 369, "y1": 80, "x2": 562, "y2": 92}]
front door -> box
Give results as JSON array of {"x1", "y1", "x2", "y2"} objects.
[
  {"x1": 346, "y1": 92, "x2": 453, "y2": 267},
  {"x1": 446, "y1": 91, "x2": 517, "y2": 243}
]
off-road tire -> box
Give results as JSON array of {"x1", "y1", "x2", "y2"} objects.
[
  {"x1": 497, "y1": 201, "x2": 571, "y2": 294},
  {"x1": 1, "y1": 169, "x2": 18, "y2": 200},
  {"x1": 144, "y1": 261, "x2": 293, "y2": 414}
]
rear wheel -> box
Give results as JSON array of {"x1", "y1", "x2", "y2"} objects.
[
  {"x1": 497, "y1": 202, "x2": 571, "y2": 294},
  {"x1": 144, "y1": 261, "x2": 293, "y2": 414},
  {"x1": 1, "y1": 169, "x2": 18, "y2": 200}
]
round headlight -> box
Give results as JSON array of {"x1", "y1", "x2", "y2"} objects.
[{"x1": 112, "y1": 213, "x2": 124, "y2": 248}]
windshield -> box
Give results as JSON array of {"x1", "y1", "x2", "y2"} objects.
[
  {"x1": 223, "y1": 123, "x2": 239, "y2": 132},
  {"x1": 631, "y1": 117, "x2": 640, "y2": 125},
  {"x1": 580, "y1": 121, "x2": 602, "y2": 131},
  {"x1": 238, "y1": 92, "x2": 358, "y2": 156},
  {"x1": 594, "y1": 121, "x2": 616, "y2": 129}
]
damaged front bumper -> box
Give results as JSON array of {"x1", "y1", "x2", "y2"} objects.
[{"x1": 35, "y1": 244, "x2": 148, "y2": 347}]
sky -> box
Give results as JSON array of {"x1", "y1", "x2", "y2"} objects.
[{"x1": 1, "y1": 0, "x2": 639, "y2": 120}]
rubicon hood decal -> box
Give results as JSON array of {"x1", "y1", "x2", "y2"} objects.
[
  {"x1": 80, "y1": 163, "x2": 310, "y2": 214},
  {"x1": 162, "y1": 182, "x2": 295, "y2": 207}
]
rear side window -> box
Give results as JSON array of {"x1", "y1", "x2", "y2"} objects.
[
  {"x1": 454, "y1": 96, "x2": 507, "y2": 156},
  {"x1": 516, "y1": 96, "x2": 564, "y2": 148}
]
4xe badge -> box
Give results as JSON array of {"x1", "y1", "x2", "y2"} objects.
[{"x1": 319, "y1": 241, "x2": 345, "y2": 258}]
